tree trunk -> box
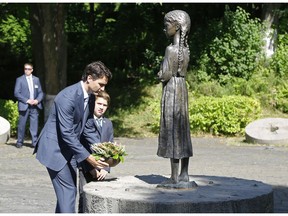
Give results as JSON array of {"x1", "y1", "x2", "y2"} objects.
[
  {"x1": 29, "y1": 3, "x2": 67, "y2": 121},
  {"x1": 261, "y1": 3, "x2": 280, "y2": 58}
]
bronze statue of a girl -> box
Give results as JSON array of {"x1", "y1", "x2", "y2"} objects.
[{"x1": 157, "y1": 10, "x2": 195, "y2": 188}]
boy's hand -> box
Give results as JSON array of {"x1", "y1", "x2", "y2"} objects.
[
  {"x1": 97, "y1": 169, "x2": 108, "y2": 180},
  {"x1": 89, "y1": 169, "x2": 108, "y2": 181}
]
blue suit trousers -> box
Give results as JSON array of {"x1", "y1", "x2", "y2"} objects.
[
  {"x1": 47, "y1": 158, "x2": 77, "y2": 213},
  {"x1": 17, "y1": 106, "x2": 39, "y2": 146}
]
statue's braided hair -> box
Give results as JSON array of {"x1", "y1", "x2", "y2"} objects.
[{"x1": 164, "y1": 10, "x2": 191, "y2": 73}]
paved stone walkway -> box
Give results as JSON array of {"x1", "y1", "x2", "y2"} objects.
[{"x1": 0, "y1": 136, "x2": 287, "y2": 213}]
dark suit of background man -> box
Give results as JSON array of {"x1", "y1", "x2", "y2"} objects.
[
  {"x1": 33, "y1": 61, "x2": 112, "y2": 213},
  {"x1": 14, "y1": 63, "x2": 44, "y2": 148}
]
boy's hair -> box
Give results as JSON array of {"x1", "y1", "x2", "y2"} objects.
[
  {"x1": 96, "y1": 91, "x2": 111, "y2": 106},
  {"x1": 82, "y1": 61, "x2": 112, "y2": 82}
]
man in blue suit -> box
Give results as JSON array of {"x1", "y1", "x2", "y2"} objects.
[
  {"x1": 34, "y1": 61, "x2": 112, "y2": 213},
  {"x1": 14, "y1": 63, "x2": 44, "y2": 148}
]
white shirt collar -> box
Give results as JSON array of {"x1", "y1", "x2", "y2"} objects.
[
  {"x1": 80, "y1": 81, "x2": 89, "y2": 100},
  {"x1": 26, "y1": 75, "x2": 33, "y2": 79},
  {"x1": 94, "y1": 115, "x2": 103, "y2": 120}
]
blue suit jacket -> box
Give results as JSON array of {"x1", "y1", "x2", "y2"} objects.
[
  {"x1": 34, "y1": 82, "x2": 94, "y2": 172},
  {"x1": 81, "y1": 116, "x2": 114, "y2": 149},
  {"x1": 14, "y1": 74, "x2": 44, "y2": 111},
  {"x1": 80, "y1": 115, "x2": 114, "y2": 172}
]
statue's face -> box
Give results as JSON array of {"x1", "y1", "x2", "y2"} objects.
[{"x1": 164, "y1": 21, "x2": 177, "y2": 38}]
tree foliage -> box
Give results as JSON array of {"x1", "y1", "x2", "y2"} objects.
[
  {"x1": 2, "y1": 3, "x2": 288, "y2": 137},
  {"x1": 0, "y1": 4, "x2": 31, "y2": 59},
  {"x1": 194, "y1": 6, "x2": 264, "y2": 82}
]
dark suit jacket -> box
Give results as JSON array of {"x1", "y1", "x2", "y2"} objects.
[
  {"x1": 34, "y1": 81, "x2": 94, "y2": 172},
  {"x1": 14, "y1": 74, "x2": 44, "y2": 111},
  {"x1": 81, "y1": 116, "x2": 114, "y2": 150},
  {"x1": 80, "y1": 115, "x2": 114, "y2": 172}
]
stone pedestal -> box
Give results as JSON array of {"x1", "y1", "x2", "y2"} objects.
[
  {"x1": 83, "y1": 175, "x2": 273, "y2": 213},
  {"x1": 0, "y1": 116, "x2": 10, "y2": 144}
]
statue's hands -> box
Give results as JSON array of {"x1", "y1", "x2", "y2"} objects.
[{"x1": 157, "y1": 70, "x2": 163, "y2": 79}]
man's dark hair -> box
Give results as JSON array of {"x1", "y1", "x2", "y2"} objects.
[
  {"x1": 82, "y1": 61, "x2": 112, "y2": 81},
  {"x1": 24, "y1": 63, "x2": 33, "y2": 68}
]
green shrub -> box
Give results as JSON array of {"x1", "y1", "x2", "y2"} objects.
[
  {"x1": 271, "y1": 34, "x2": 288, "y2": 77},
  {"x1": 146, "y1": 97, "x2": 161, "y2": 134},
  {"x1": 275, "y1": 84, "x2": 288, "y2": 113},
  {"x1": 0, "y1": 99, "x2": 18, "y2": 135},
  {"x1": 189, "y1": 95, "x2": 261, "y2": 135},
  {"x1": 194, "y1": 6, "x2": 263, "y2": 81}
]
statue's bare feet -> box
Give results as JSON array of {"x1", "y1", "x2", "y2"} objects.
[
  {"x1": 178, "y1": 173, "x2": 189, "y2": 182},
  {"x1": 161, "y1": 177, "x2": 178, "y2": 185},
  {"x1": 156, "y1": 177, "x2": 179, "y2": 188}
]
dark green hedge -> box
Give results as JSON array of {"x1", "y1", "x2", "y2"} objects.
[{"x1": 0, "y1": 99, "x2": 18, "y2": 135}]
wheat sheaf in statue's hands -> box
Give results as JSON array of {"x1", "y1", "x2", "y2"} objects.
[{"x1": 90, "y1": 142, "x2": 128, "y2": 167}]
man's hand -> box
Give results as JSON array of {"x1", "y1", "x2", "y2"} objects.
[
  {"x1": 26, "y1": 99, "x2": 39, "y2": 106},
  {"x1": 32, "y1": 99, "x2": 39, "y2": 105},
  {"x1": 26, "y1": 99, "x2": 34, "y2": 105},
  {"x1": 86, "y1": 155, "x2": 109, "y2": 170}
]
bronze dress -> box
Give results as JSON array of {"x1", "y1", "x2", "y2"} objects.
[{"x1": 157, "y1": 44, "x2": 193, "y2": 159}]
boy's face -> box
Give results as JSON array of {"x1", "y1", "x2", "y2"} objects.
[{"x1": 94, "y1": 97, "x2": 108, "y2": 118}]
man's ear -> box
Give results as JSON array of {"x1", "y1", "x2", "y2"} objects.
[{"x1": 86, "y1": 75, "x2": 93, "y2": 83}]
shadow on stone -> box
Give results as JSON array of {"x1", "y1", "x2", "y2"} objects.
[{"x1": 135, "y1": 174, "x2": 167, "y2": 184}]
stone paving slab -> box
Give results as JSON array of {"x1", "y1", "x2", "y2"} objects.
[{"x1": 0, "y1": 136, "x2": 287, "y2": 213}]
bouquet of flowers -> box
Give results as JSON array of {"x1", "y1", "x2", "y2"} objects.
[{"x1": 90, "y1": 142, "x2": 127, "y2": 167}]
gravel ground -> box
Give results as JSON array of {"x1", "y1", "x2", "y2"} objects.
[{"x1": 0, "y1": 136, "x2": 287, "y2": 213}]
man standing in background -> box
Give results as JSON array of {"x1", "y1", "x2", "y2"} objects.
[{"x1": 14, "y1": 63, "x2": 44, "y2": 148}]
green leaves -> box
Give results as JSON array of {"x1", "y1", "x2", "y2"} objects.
[
  {"x1": 0, "y1": 14, "x2": 31, "y2": 57},
  {"x1": 197, "y1": 6, "x2": 264, "y2": 81},
  {"x1": 90, "y1": 142, "x2": 128, "y2": 163},
  {"x1": 0, "y1": 99, "x2": 19, "y2": 136},
  {"x1": 189, "y1": 95, "x2": 261, "y2": 135}
]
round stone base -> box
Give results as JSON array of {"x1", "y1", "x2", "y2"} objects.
[
  {"x1": 0, "y1": 116, "x2": 10, "y2": 144},
  {"x1": 245, "y1": 118, "x2": 288, "y2": 144},
  {"x1": 83, "y1": 175, "x2": 273, "y2": 213}
]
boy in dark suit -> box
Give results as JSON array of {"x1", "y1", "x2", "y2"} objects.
[
  {"x1": 78, "y1": 91, "x2": 114, "y2": 212},
  {"x1": 14, "y1": 63, "x2": 44, "y2": 148}
]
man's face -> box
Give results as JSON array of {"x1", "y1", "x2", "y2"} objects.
[
  {"x1": 94, "y1": 97, "x2": 108, "y2": 118},
  {"x1": 87, "y1": 76, "x2": 108, "y2": 95},
  {"x1": 24, "y1": 65, "x2": 33, "y2": 76}
]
